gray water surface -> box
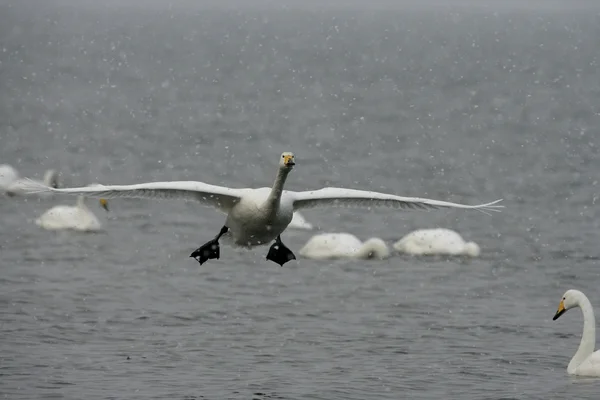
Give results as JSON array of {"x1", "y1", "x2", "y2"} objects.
[{"x1": 2, "y1": 2, "x2": 600, "y2": 399}]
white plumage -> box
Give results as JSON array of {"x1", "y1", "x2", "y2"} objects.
[
  {"x1": 393, "y1": 228, "x2": 480, "y2": 257},
  {"x1": 299, "y1": 233, "x2": 389, "y2": 260},
  {"x1": 18, "y1": 152, "x2": 502, "y2": 264},
  {"x1": 553, "y1": 290, "x2": 600, "y2": 377},
  {"x1": 0, "y1": 164, "x2": 19, "y2": 190},
  {"x1": 35, "y1": 186, "x2": 109, "y2": 232},
  {"x1": 288, "y1": 212, "x2": 314, "y2": 230},
  {"x1": 1, "y1": 164, "x2": 59, "y2": 196}
]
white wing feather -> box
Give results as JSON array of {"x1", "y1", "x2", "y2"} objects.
[
  {"x1": 575, "y1": 350, "x2": 600, "y2": 375},
  {"x1": 289, "y1": 187, "x2": 503, "y2": 214},
  {"x1": 19, "y1": 179, "x2": 243, "y2": 212}
]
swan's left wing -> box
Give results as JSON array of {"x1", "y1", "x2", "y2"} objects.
[
  {"x1": 19, "y1": 179, "x2": 243, "y2": 212},
  {"x1": 289, "y1": 187, "x2": 503, "y2": 215}
]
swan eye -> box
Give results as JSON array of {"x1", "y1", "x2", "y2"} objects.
[{"x1": 562, "y1": 297, "x2": 566, "y2": 301}]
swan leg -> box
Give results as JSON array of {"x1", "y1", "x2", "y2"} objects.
[
  {"x1": 190, "y1": 226, "x2": 229, "y2": 265},
  {"x1": 266, "y1": 235, "x2": 296, "y2": 266}
]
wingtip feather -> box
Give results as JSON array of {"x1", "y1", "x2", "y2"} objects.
[
  {"x1": 16, "y1": 178, "x2": 54, "y2": 194},
  {"x1": 477, "y1": 198, "x2": 504, "y2": 214}
]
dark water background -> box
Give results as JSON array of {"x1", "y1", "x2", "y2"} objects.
[{"x1": 2, "y1": 1, "x2": 600, "y2": 398}]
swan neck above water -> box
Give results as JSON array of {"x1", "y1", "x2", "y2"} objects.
[
  {"x1": 570, "y1": 293, "x2": 596, "y2": 373},
  {"x1": 43, "y1": 170, "x2": 59, "y2": 188},
  {"x1": 76, "y1": 196, "x2": 87, "y2": 209},
  {"x1": 267, "y1": 166, "x2": 291, "y2": 209}
]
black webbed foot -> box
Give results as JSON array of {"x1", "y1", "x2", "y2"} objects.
[
  {"x1": 190, "y1": 226, "x2": 228, "y2": 265},
  {"x1": 190, "y1": 239, "x2": 220, "y2": 265},
  {"x1": 266, "y1": 235, "x2": 296, "y2": 267}
]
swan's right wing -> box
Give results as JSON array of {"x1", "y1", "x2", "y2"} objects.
[
  {"x1": 19, "y1": 179, "x2": 243, "y2": 212},
  {"x1": 289, "y1": 187, "x2": 504, "y2": 215}
]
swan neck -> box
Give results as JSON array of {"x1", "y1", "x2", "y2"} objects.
[
  {"x1": 76, "y1": 196, "x2": 87, "y2": 208},
  {"x1": 570, "y1": 294, "x2": 596, "y2": 371},
  {"x1": 355, "y1": 244, "x2": 375, "y2": 259},
  {"x1": 355, "y1": 239, "x2": 388, "y2": 260},
  {"x1": 44, "y1": 170, "x2": 58, "y2": 187},
  {"x1": 268, "y1": 167, "x2": 290, "y2": 207}
]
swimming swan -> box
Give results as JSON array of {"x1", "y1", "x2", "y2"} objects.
[
  {"x1": 0, "y1": 164, "x2": 19, "y2": 191},
  {"x1": 19, "y1": 152, "x2": 503, "y2": 266},
  {"x1": 299, "y1": 233, "x2": 389, "y2": 260},
  {"x1": 35, "y1": 196, "x2": 109, "y2": 232},
  {"x1": 553, "y1": 289, "x2": 600, "y2": 376},
  {"x1": 393, "y1": 228, "x2": 480, "y2": 257},
  {"x1": 1, "y1": 165, "x2": 59, "y2": 196},
  {"x1": 288, "y1": 212, "x2": 314, "y2": 230}
]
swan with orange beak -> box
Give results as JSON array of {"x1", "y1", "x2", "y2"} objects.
[{"x1": 18, "y1": 152, "x2": 503, "y2": 266}]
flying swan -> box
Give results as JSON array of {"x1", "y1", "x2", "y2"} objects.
[
  {"x1": 553, "y1": 289, "x2": 600, "y2": 376},
  {"x1": 19, "y1": 152, "x2": 503, "y2": 266}
]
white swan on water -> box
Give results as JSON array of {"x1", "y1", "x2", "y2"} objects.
[
  {"x1": 19, "y1": 152, "x2": 503, "y2": 266},
  {"x1": 0, "y1": 164, "x2": 19, "y2": 190},
  {"x1": 288, "y1": 212, "x2": 314, "y2": 230},
  {"x1": 299, "y1": 233, "x2": 389, "y2": 260},
  {"x1": 393, "y1": 228, "x2": 480, "y2": 257},
  {"x1": 553, "y1": 289, "x2": 600, "y2": 377},
  {"x1": 36, "y1": 195, "x2": 109, "y2": 232},
  {"x1": 0, "y1": 164, "x2": 59, "y2": 196}
]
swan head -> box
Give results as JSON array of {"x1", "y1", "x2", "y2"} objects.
[
  {"x1": 99, "y1": 198, "x2": 109, "y2": 212},
  {"x1": 84, "y1": 183, "x2": 109, "y2": 212},
  {"x1": 279, "y1": 152, "x2": 295, "y2": 169},
  {"x1": 361, "y1": 238, "x2": 390, "y2": 260},
  {"x1": 464, "y1": 241, "x2": 481, "y2": 257},
  {"x1": 553, "y1": 290, "x2": 583, "y2": 320}
]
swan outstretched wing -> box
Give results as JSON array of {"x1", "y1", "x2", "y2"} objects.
[
  {"x1": 289, "y1": 187, "x2": 503, "y2": 215},
  {"x1": 19, "y1": 179, "x2": 243, "y2": 212}
]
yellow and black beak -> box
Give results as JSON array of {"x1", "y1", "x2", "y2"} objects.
[
  {"x1": 99, "y1": 198, "x2": 109, "y2": 212},
  {"x1": 553, "y1": 300, "x2": 566, "y2": 321},
  {"x1": 283, "y1": 155, "x2": 295, "y2": 167}
]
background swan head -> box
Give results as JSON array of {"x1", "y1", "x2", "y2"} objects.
[
  {"x1": 82, "y1": 183, "x2": 109, "y2": 212},
  {"x1": 360, "y1": 238, "x2": 390, "y2": 259},
  {"x1": 464, "y1": 241, "x2": 481, "y2": 257},
  {"x1": 553, "y1": 289, "x2": 583, "y2": 320},
  {"x1": 43, "y1": 169, "x2": 60, "y2": 188},
  {"x1": 99, "y1": 198, "x2": 109, "y2": 212},
  {"x1": 279, "y1": 152, "x2": 295, "y2": 170},
  {"x1": 75, "y1": 195, "x2": 110, "y2": 212}
]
